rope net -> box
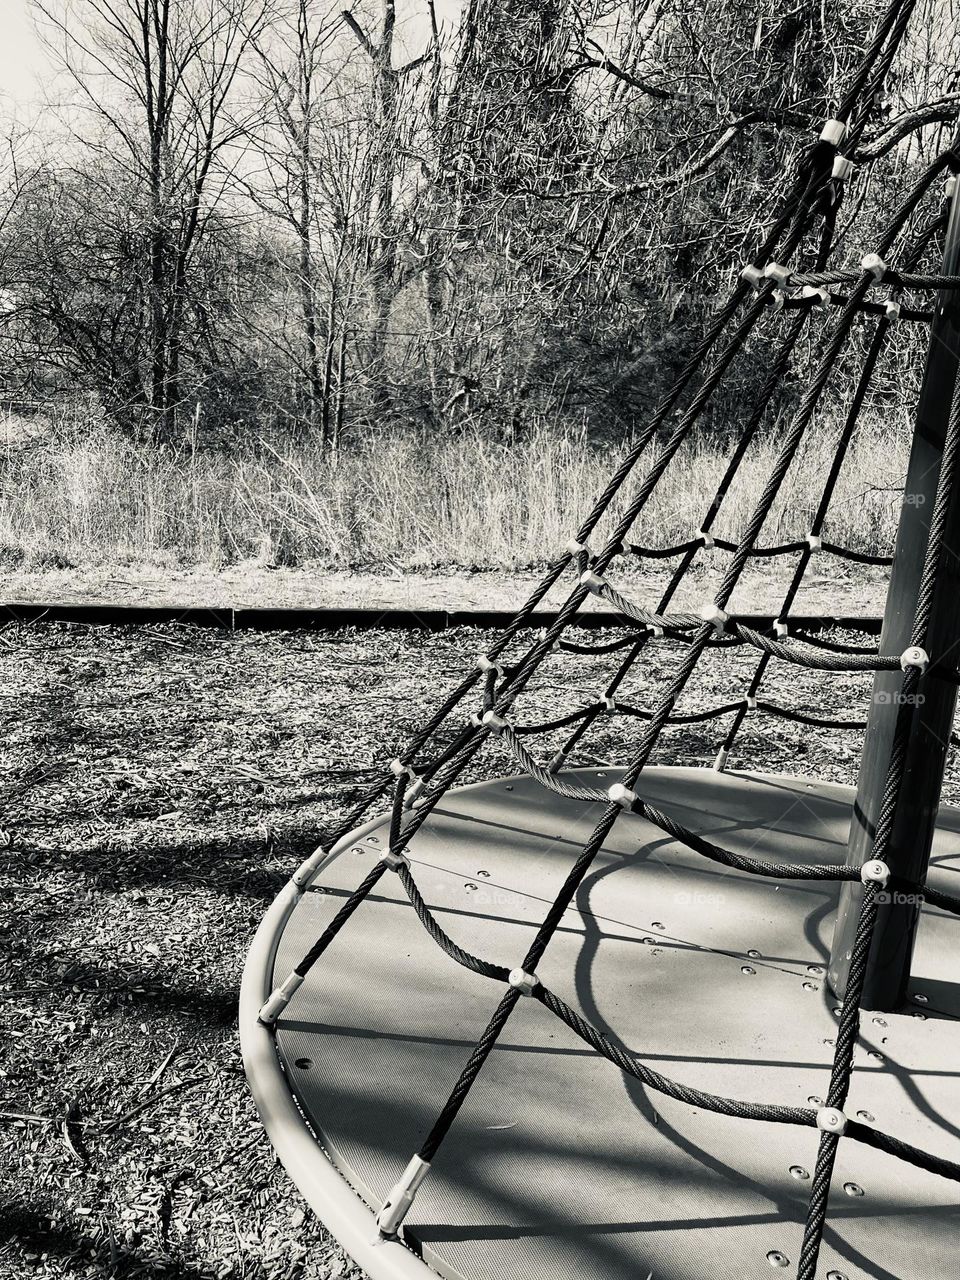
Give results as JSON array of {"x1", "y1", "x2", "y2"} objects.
[{"x1": 257, "y1": 4, "x2": 960, "y2": 1276}]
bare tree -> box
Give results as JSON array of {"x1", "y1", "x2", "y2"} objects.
[{"x1": 32, "y1": 0, "x2": 273, "y2": 441}]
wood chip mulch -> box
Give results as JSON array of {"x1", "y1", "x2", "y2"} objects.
[{"x1": 2, "y1": 619, "x2": 956, "y2": 1279}]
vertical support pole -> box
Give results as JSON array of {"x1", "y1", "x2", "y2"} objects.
[{"x1": 829, "y1": 178, "x2": 960, "y2": 1011}]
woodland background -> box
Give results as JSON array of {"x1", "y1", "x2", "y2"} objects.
[{"x1": 1, "y1": 0, "x2": 959, "y2": 571}]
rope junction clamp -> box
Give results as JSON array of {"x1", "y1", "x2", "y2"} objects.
[
  {"x1": 699, "y1": 530, "x2": 715, "y2": 549},
  {"x1": 802, "y1": 284, "x2": 831, "y2": 310},
  {"x1": 402, "y1": 777, "x2": 426, "y2": 809},
  {"x1": 764, "y1": 263, "x2": 792, "y2": 289},
  {"x1": 580, "y1": 570, "x2": 607, "y2": 594},
  {"x1": 608, "y1": 782, "x2": 639, "y2": 810},
  {"x1": 861, "y1": 858, "x2": 890, "y2": 887},
  {"x1": 600, "y1": 694, "x2": 617, "y2": 712},
  {"x1": 699, "y1": 603, "x2": 729, "y2": 634},
  {"x1": 900, "y1": 645, "x2": 929, "y2": 672},
  {"x1": 820, "y1": 119, "x2": 847, "y2": 145},
  {"x1": 476, "y1": 654, "x2": 505, "y2": 677},
  {"x1": 885, "y1": 297, "x2": 902, "y2": 321},
  {"x1": 745, "y1": 695, "x2": 758, "y2": 711},
  {"x1": 259, "y1": 971, "x2": 305, "y2": 1025},
  {"x1": 947, "y1": 176, "x2": 958, "y2": 200},
  {"x1": 713, "y1": 746, "x2": 729, "y2": 772},
  {"x1": 389, "y1": 758, "x2": 417, "y2": 781},
  {"x1": 774, "y1": 620, "x2": 789, "y2": 638},
  {"x1": 646, "y1": 624, "x2": 666, "y2": 639},
  {"x1": 807, "y1": 533, "x2": 823, "y2": 553},
  {"x1": 377, "y1": 1155, "x2": 431, "y2": 1238},
  {"x1": 537, "y1": 627, "x2": 561, "y2": 652},
  {"x1": 508, "y1": 968, "x2": 540, "y2": 996},
  {"x1": 291, "y1": 845, "x2": 328, "y2": 889},
  {"x1": 380, "y1": 848, "x2": 410, "y2": 871},
  {"x1": 816, "y1": 1106, "x2": 848, "y2": 1135},
  {"x1": 861, "y1": 253, "x2": 887, "y2": 281},
  {"x1": 481, "y1": 710, "x2": 509, "y2": 734},
  {"x1": 565, "y1": 537, "x2": 590, "y2": 557},
  {"x1": 740, "y1": 264, "x2": 765, "y2": 291},
  {"x1": 832, "y1": 155, "x2": 855, "y2": 181}
]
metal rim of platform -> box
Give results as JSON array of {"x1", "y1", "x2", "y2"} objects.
[
  {"x1": 240, "y1": 765, "x2": 960, "y2": 1280},
  {"x1": 240, "y1": 820, "x2": 433, "y2": 1280}
]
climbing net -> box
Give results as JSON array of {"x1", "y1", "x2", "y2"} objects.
[{"x1": 256, "y1": 3, "x2": 960, "y2": 1277}]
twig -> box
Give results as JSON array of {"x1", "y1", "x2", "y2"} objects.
[
  {"x1": 138, "y1": 1041, "x2": 182, "y2": 1097},
  {"x1": 99, "y1": 1077, "x2": 205, "y2": 1135}
]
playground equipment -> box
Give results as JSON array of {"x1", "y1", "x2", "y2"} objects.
[{"x1": 241, "y1": 4, "x2": 960, "y2": 1277}]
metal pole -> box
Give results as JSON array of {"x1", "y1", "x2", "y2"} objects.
[{"x1": 829, "y1": 178, "x2": 960, "y2": 1011}]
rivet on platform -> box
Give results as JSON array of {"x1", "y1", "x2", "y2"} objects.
[
  {"x1": 826, "y1": 1272, "x2": 849, "y2": 1280},
  {"x1": 464, "y1": 883, "x2": 478, "y2": 892},
  {"x1": 766, "y1": 1250, "x2": 790, "y2": 1268},
  {"x1": 741, "y1": 965, "x2": 756, "y2": 975},
  {"x1": 806, "y1": 964, "x2": 823, "y2": 975},
  {"x1": 747, "y1": 948, "x2": 761, "y2": 958},
  {"x1": 913, "y1": 992, "x2": 928, "y2": 1003},
  {"x1": 788, "y1": 1165, "x2": 810, "y2": 1181},
  {"x1": 651, "y1": 921, "x2": 664, "y2": 930},
  {"x1": 476, "y1": 869, "x2": 490, "y2": 877},
  {"x1": 803, "y1": 981, "x2": 817, "y2": 991},
  {"x1": 844, "y1": 1182, "x2": 865, "y2": 1198},
  {"x1": 808, "y1": 1095, "x2": 824, "y2": 1105},
  {"x1": 856, "y1": 1110, "x2": 875, "y2": 1122}
]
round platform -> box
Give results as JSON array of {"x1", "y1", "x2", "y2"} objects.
[{"x1": 240, "y1": 767, "x2": 960, "y2": 1280}]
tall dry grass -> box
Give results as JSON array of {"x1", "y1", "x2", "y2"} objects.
[{"x1": 0, "y1": 413, "x2": 910, "y2": 572}]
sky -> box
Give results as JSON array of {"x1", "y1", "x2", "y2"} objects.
[
  {"x1": 0, "y1": 0, "x2": 465, "y2": 121},
  {"x1": 0, "y1": 0, "x2": 50, "y2": 115}
]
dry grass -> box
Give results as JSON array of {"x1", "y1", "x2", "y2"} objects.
[{"x1": 0, "y1": 413, "x2": 910, "y2": 574}]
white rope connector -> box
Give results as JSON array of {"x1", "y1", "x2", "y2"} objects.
[
  {"x1": 699, "y1": 530, "x2": 715, "y2": 549},
  {"x1": 547, "y1": 750, "x2": 566, "y2": 774},
  {"x1": 259, "y1": 971, "x2": 305, "y2": 1025},
  {"x1": 646, "y1": 624, "x2": 666, "y2": 639},
  {"x1": 745, "y1": 695, "x2": 758, "y2": 711},
  {"x1": 699, "y1": 603, "x2": 729, "y2": 633},
  {"x1": 774, "y1": 619, "x2": 789, "y2": 638},
  {"x1": 764, "y1": 262, "x2": 792, "y2": 289},
  {"x1": 291, "y1": 845, "x2": 328, "y2": 889},
  {"x1": 476, "y1": 654, "x2": 505, "y2": 676},
  {"x1": 481, "y1": 709, "x2": 509, "y2": 733},
  {"x1": 508, "y1": 968, "x2": 539, "y2": 996},
  {"x1": 861, "y1": 858, "x2": 890, "y2": 887},
  {"x1": 377, "y1": 1155, "x2": 431, "y2": 1237},
  {"x1": 816, "y1": 1106, "x2": 848, "y2": 1135},
  {"x1": 884, "y1": 297, "x2": 902, "y2": 321},
  {"x1": 580, "y1": 569, "x2": 606, "y2": 594},
  {"x1": 801, "y1": 284, "x2": 830, "y2": 310},
  {"x1": 600, "y1": 693, "x2": 617, "y2": 712},
  {"x1": 389, "y1": 758, "x2": 416, "y2": 780},
  {"x1": 832, "y1": 155, "x2": 854, "y2": 181},
  {"x1": 861, "y1": 252, "x2": 887, "y2": 281},
  {"x1": 740, "y1": 264, "x2": 765, "y2": 290},
  {"x1": 402, "y1": 777, "x2": 426, "y2": 809},
  {"x1": 807, "y1": 533, "x2": 823, "y2": 553},
  {"x1": 565, "y1": 537, "x2": 590, "y2": 557},
  {"x1": 770, "y1": 289, "x2": 787, "y2": 314},
  {"x1": 380, "y1": 848, "x2": 410, "y2": 871},
  {"x1": 713, "y1": 746, "x2": 730, "y2": 772},
  {"x1": 820, "y1": 119, "x2": 847, "y2": 145},
  {"x1": 947, "y1": 175, "x2": 957, "y2": 200},
  {"x1": 537, "y1": 627, "x2": 561, "y2": 652},
  {"x1": 900, "y1": 645, "x2": 929, "y2": 672},
  {"x1": 608, "y1": 782, "x2": 638, "y2": 810}
]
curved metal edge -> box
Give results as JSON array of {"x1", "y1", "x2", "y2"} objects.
[{"x1": 239, "y1": 877, "x2": 436, "y2": 1280}]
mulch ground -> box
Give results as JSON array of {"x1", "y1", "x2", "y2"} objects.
[{"x1": 2, "y1": 618, "x2": 958, "y2": 1279}]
